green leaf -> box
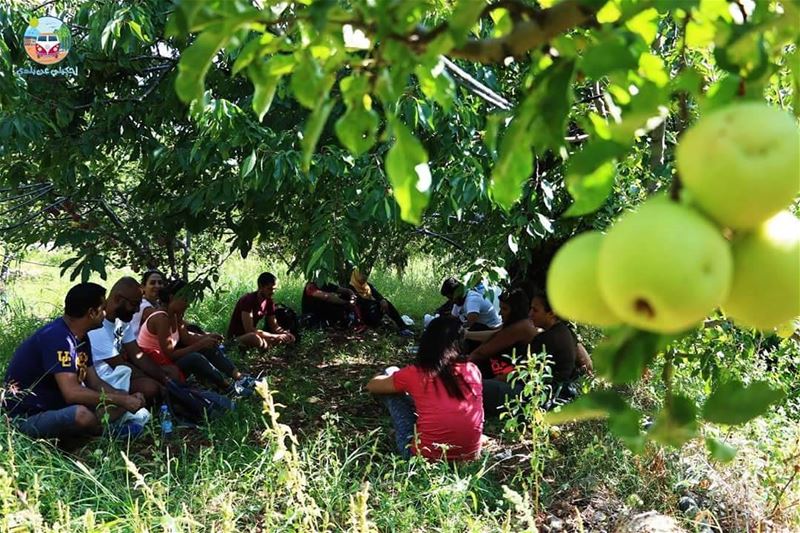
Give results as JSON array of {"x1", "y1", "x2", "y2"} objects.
[
  {"x1": 415, "y1": 62, "x2": 454, "y2": 112},
  {"x1": 385, "y1": 118, "x2": 431, "y2": 225},
  {"x1": 291, "y1": 56, "x2": 326, "y2": 109},
  {"x1": 593, "y1": 327, "x2": 675, "y2": 385},
  {"x1": 449, "y1": 0, "x2": 487, "y2": 44},
  {"x1": 545, "y1": 389, "x2": 631, "y2": 424},
  {"x1": 705, "y1": 436, "x2": 737, "y2": 463},
  {"x1": 625, "y1": 7, "x2": 659, "y2": 45},
  {"x1": 301, "y1": 98, "x2": 334, "y2": 173},
  {"x1": 702, "y1": 380, "x2": 785, "y2": 425},
  {"x1": 241, "y1": 150, "x2": 256, "y2": 178},
  {"x1": 528, "y1": 58, "x2": 575, "y2": 153},
  {"x1": 490, "y1": 59, "x2": 575, "y2": 210},
  {"x1": 128, "y1": 21, "x2": 146, "y2": 42},
  {"x1": 581, "y1": 37, "x2": 638, "y2": 79},
  {"x1": 563, "y1": 139, "x2": 627, "y2": 217},
  {"x1": 175, "y1": 23, "x2": 232, "y2": 104},
  {"x1": 648, "y1": 394, "x2": 698, "y2": 448},
  {"x1": 248, "y1": 64, "x2": 279, "y2": 121},
  {"x1": 490, "y1": 117, "x2": 533, "y2": 210},
  {"x1": 335, "y1": 106, "x2": 379, "y2": 156},
  {"x1": 232, "y1": 34, "x2": 276, "y2": 76}
]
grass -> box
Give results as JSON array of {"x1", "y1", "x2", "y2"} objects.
[{"x1": 1, "y1": 250, "x2": 798, "y2": 531}]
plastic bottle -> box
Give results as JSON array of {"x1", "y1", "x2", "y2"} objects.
[{"x1": 160, "y1": 404, "x2": 173, "y2": 440}]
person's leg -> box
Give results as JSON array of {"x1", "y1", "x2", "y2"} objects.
[
  {"x1": 176, "y1": 352, "x2": 230, "y2": 390},
  {"x1": 201, "y1": 345, "x2": 239, "y2": 380},
  {"x1": 382, "y1": 394, "x2": 417, "y2": 458},
  {"x1": 236, "y1": 332, "x2": 266, "y2": 349},
  {"x1": 383, "y1": 300, "x2": 407, "y2": 330},
  {"x1": 481, "y1": 378, "x2": 515, "y2": 419},
  {"x1": 14, "y1": 405, "x2": 100, "y2": 439},
  {"x1": 130, "y1": 375, "x2": 163, "y2": 406}
]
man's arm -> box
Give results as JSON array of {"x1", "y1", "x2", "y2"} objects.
[
  {"x1": 470, "y1": 321, "x2": 530, "y2": 362},
  {"x1": 55, "y1": 370, "x2": 143, "y2": 412},
  {"x1": 309, "y1": 287, "x2": 351, "y2": 306},
  {"x1": 241, "y1": 310, "x2": 258, "y2": 334},
  {"x1": 264, "y1": 315, "x2": 286, "y2": 334},
  {"x1": 576, "y1": 343, "x2": 593, "y2": 375}
]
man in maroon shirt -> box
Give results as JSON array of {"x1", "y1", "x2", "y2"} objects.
[{"x1": 227, "y1": 272, "x2": 295, "y2": 349}]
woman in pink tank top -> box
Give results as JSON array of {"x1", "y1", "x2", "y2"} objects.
[{"x1": 139, "y1": 279, "x2": 253, "y2": 393}]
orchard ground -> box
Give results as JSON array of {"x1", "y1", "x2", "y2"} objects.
[{"x1": 0, "y1": 250, "x2": 798, "y2": 531}]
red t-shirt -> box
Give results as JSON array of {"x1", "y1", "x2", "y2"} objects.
[
  {"x1": 392, "y1": 362, "x2": 484, "y2": 461},
  {"x1": 227, "y1": 291, "x2": 276, "y2": 338}
]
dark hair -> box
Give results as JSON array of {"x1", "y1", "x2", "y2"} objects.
[
  {"x1": 158, "y1": 278, "x2": 187, "y2": 304},
  {"x1": 64, "y1": 282, "x2": 106, "y2": 318},
  {"x1": 499, "y1": 288, "x2": 530, "y2": 325},
  {"x1": 532, "y1": 289, "x2": 553, "y2": 313},
  {"x1": 141, "y1": 269, "x2": 163, "y2": 285},
  {"x1": 513, "y1": 280, "x2": 537, "y2": 303},
  {"x1": 440, "y1": 277, "x2": 461, "y2": 298},
  {"x1": 415, "y1": 315, "x2": 471, "y2": 401},
  {"x1": 257, "y1": 272, "x2": 276, "y2": 287}
]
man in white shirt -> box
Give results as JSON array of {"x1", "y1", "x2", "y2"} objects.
[
  {"x1": 88, "y1": 277, "x2": 170, "y2": 405},
  {"x1": 441, "y1": 279, "x2": 502, "y2": 329}
]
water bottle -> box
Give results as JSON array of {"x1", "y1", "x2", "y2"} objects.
[{"x1": 160, "y1": 404, "x2": 173, "y2": 440}]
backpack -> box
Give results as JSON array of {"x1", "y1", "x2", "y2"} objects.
[
  {"x1": 273, "y1": 304, "x2": 301, "y2": 342},
  {"x1": 165, "y1": 380, "x2": 234, "y2": 424}
]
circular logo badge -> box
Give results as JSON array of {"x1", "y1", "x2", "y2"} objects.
[{"x1": 24, "y1": 17, "x2": 71, "y2": 65}]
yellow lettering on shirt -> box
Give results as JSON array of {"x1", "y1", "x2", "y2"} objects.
[{"x1": 58, "y1": 350, "x2": 72, "y2": 367}]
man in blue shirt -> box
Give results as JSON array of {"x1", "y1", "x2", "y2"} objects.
[{"x1": 3, "y1": 282, "x2": 146, "y2": 439}]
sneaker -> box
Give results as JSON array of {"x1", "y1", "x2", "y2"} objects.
[
  {"x1": 398, "y1": 328, "x2": 414, "y2": 338},
  {"x1": 233, "y1": 375, "x2": 256, "y2": 397},
  {"x1": 110, "y1": 422, "x2": 145, "y2": 440}
]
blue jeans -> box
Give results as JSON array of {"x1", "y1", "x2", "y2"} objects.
[
  {"x1": 176, "y1": 348, "x2": 236, "y2": 389},
  {"x1": 383, "y1": 394, "x2": 416, "y2": 459},
  {"x1": 13, "y1": 405, "x2": 83, "y2": 439}
]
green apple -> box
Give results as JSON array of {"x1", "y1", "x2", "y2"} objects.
[
  {"x1": 723, "y1": 211, "x2": 800, "y2": 331},
  {"x1": 598, "y1": 198, "x2": 733, "y2": 333},
  {"x1": 676, "y1": 102, "x2": 800, "y2": 229},
  {"x1": 547, "y1": 231, "x2": 620, "y2": 327}
]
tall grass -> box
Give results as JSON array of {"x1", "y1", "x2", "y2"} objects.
[{"x1": 1, "y1": 252, "x2": 798, "y2": 531}]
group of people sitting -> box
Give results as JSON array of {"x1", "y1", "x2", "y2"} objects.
[
  {"x1": 1, "y1": 267, "x2": 590, "y2": 462},
  {"x1": 367, "y1": 278, "x2": 592, "y2": 461}
]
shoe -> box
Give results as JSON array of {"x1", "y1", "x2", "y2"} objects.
[
  {"x1": 233, "y1": 375, "x2": 256, "y2": 397},
  {"x1": 119, "y1": 407, "x2": 151, "y2": 427},
  {"x1": 398, "y1": 329, "x2": 414, "y2": 338},
  {"x1": 110, "y1": 422, "x2": 145, "y2": 440}
]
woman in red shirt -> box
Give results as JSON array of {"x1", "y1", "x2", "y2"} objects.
[{"x1": 366, "y1": 316, "x2": 484, "y2": 460}]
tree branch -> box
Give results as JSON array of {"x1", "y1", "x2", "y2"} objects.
[
  {"x1": 449, "y1": 0, "x2": 599, "y2": 63},
  {"x1": 441, "y1": 56, "x2": 512, "y2": 110},
  {"x1": 413, "y1": 228, "x2": 465, "y2": 251}
]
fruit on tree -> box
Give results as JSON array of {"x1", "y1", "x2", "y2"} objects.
[
  {"x1": 598, "y1": 198, "x2": 733, "y2": 334},
  {"x1": 676, "y1": 102, "x2": 800, "y2": 230},
  {"x1": 723, "y1": 211, "x2": 800, "y2": 331},
  {"x1": 547, "y1": 231, "x2": 620, "y2": 326}
]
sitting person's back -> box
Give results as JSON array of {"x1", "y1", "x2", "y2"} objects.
[
  {"x1": 392, "y1": 359, "x2": 483, "y2": 460},
  {"x1": 367, "y1": 315, "x2": 484, "y2": 461}
]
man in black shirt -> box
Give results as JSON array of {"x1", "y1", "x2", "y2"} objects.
[{"x1": 483, "y1": 290, "x2": 579, "y2": 417}]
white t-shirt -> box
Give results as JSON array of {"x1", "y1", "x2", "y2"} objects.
[
  {"x1": 452, "y1": 289, "x2": 502, "y2": 328},
  {"x1": 88, "y1": 318, "x2": 136, "y2": 379},
  {"x1": 129, "y1": 300, "x2": 154, "y2": 338}
]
